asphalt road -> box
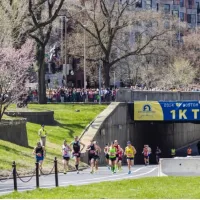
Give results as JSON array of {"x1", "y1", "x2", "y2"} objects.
[{"x1": 0, "y1": 165, "x2": 158, "y2": 196}]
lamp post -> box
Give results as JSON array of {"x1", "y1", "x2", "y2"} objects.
[
  {"x1": 98, "y1": 61, "x2": 102, "y2": 105},
  {"x1": 83, "y1": 26, "x2": 87, "y2": 90}
]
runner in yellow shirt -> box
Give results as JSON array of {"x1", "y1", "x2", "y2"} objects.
[{"x1": 125, "y1": 141, "x2": 137, "y2": 174}]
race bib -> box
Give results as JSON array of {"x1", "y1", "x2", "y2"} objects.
[{"x1": 37, "y1": 153, "x2": 42, "y2": 157}]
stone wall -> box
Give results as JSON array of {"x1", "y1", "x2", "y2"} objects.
[
  {"x1": 5, "y1": 110, "x2": 54, "y2": 125},
  {"x1": 0, "y1": 119, "x2": 28, "y2": 147}
]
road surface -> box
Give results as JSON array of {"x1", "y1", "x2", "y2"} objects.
[{"x1": 0, "y1": 165, "x2": 158, "y2": 196}]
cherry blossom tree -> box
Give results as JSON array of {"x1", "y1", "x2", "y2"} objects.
[{"x1": 0, "y1": 40, "x2": 34, "y2": 121}]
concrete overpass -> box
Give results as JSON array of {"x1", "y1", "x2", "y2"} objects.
[{"x1": 80, "y1": 89, "x2": 200, "y2": 165}]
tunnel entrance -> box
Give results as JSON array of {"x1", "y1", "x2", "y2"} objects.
[{"x1": 130, "y1": 121, "x2": 200, "y2": 164}]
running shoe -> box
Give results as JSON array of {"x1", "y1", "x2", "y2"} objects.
[
  {"x1": 107, "y1": 165, "x2": 110, "y2": 170},
  {"x1": 77, "y1": 170, "x2": 79, "y2": 174},
  {"x1": 90, "y1": 170, "x2": 94, "y2": 174},
  {"x1": 128, "y1": 171, "x2": 131, "y2": 174},
  {"x1": 64, "y1": 170, "x2": 67, "y2": 174}
]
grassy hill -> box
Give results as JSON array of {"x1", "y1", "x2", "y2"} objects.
[{"x1": 0, "y1": 104, "x2": 107, "y2": 177}]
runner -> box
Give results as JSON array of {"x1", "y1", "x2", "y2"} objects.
[
  {"x1": 114, "y1": 140, "x2": 120, "y2": 170},
  {"x1": 117, "y1": 145, "x2": 124, "y2": 171},
  {"x1": 155, "y1": 146, "x2": 161, "y2": 164},
  {"x1": 33, "y1": 142, "x2": 45, "y2": 174},
  {"x1": 93, "y1": 141, "x2": 101, "y2": 173},
  {"x1": 142, "y1": 145, "x2": 149, "y2": 166},
  {"x1": 109, "y1": 142, "x2": 117, "y2": 174},
  {"x1": 38, "y1": 124, "x2": 47, "y2": 147},
  {"x1": 125, "y1": 141, "x2": 136, "y2": 174},
  {"x1": 147, "y1": 145, "x2": 151, "y2": 165},
  {"x1": 104, "y1": 143, "x2": 110, "y2": 169},
  {"x1": 87, "y1": 140, "x2": 96, "y2": 174},
  {"x1": 70, "y1": 136, "x2": 85, "y2": 174},
  {"x1": 62, "y1": 140, "x2": 72, "y2": 174}
]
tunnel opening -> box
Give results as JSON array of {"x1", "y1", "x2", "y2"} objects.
[{"x1": 131, "y1": 121, "x2": 200, "y2": 165}]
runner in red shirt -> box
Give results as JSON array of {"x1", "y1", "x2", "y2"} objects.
[
  {"x1": 142, "y1": 145, "x2": 149, "y2": 166},
  {"x1": 117, "y1": 145, "x2": 124, "y2": 171}
]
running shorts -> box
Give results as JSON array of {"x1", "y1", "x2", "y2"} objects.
[
  {"x1": 89, "y1": 154, "x2": 95, "y2": 161},
  {"x1": 94, "y1": 155, "x2": 100, "y2": 161},
  {"x1": 116, "y1": 154, "x2": 119, "y2": 158},
  {"x1": 73, "y1": 152, "x2": 81, "y2": 158},
  {"x1": 63, "y1": 156, "x2": 70, "y2": 161},
  {"x1": 109, "y1": 157, "x2": 116, "y2": 161},
  {"x1": 127, "y1": 157, "x2": 134, "y2": 160},
  {"x1": 144, "y1": 156, "x2": 148, "y2": 159},
  {"x1": 105, "y1": 154, "x2": 109, "y2": 159},
  {"x1": 36, "y1": 156, "x2": 44, "y2": 162},
  {"x1": 118, "y1": 157, "x2": 122, "y2": 161}
]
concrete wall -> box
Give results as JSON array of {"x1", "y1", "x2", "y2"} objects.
[
  {"x1": 0, "y1": 119, "x2": 28, "y2": 147},
  {"x1": 5, "y1": 111, "x2": 54, "y2": 125},
  {"x1": 80, "y1": 102, "x2": 129, "y2": 165},
  {"x1": 116, "y1": 89, "x2": 200, "y2": 102}
]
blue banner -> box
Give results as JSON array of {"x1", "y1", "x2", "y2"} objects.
[{"x1": 134, "y1": 101, "x2": 200, "y2": 121}]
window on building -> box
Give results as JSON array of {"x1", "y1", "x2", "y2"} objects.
[
  {"x1": 164, "y1": 21, "x2": 170, "y2": 29},
  {"x1": 135, "y1": 32, "x2": 142, "y2": 44},
  {"x1": 146, "y1": 0, "x2": 152, "y2": 9},
  {"x1": 180, "y1": 0, "x2": 184, "y2": 7},
  {"x1": 172, "y1": 10, "x2": 179, "y2": 18},
  {"x1": 188, "y1": 0, "x2": 192, "y2": 8},
  {"x1": 164, "y1": 4, "x2": 170, "y2": 13},
  {"x1": 136, "y1": 0, "x2": 142, "y2": 8},
  {"x1": 197, "y1": 2, "x2": 200, "y2": 14},
  {"x1": 198, "y1": 15, "x2": 200, "y2": 23},
  {"x1": 188, "y1": 14, "x2": 196, "y2": 23},
  {"x1": 180, "y1": 12, "x2": 184, "y2": 21}
]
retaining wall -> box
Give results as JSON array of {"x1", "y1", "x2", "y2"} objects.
[
  {"x1": 5, "y1": 110, "x2": 54, "y2": 125},
  {"x1": 0, "y1": 119, "x2": 28, "y2": 147}
]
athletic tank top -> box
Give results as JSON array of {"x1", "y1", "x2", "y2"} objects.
[
  {"x1": 36, "y1": 146, "x2": 43, "y2": 157},
  {"x1": 114, "y1": 145, "x2": 119, "y2": 153},
  {"x1": 143, "y1": 148, "x2": 148, "y2": 156},
  {"x1": 125, "y1": 146, "x2": 134, "y2": 158},
  {"x1": 73, "y1": 141, "x2": 80, "y2": 153},
  {"x1": 62, "y1": 145, "x2": 70, "y2": 157},
  {"x1": 118, "y1": 149, "x2": 123, "y2": 157},
  {"x1": 88, "y1": 144, "x2": 95, "y2": 155},
  {"x1": 109, "y1": 147, "x2": 116, "y2": 158}
]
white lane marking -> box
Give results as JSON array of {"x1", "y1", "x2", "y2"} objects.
[
  {"x1": 0, "y1": 166, "x2": 156, "y2": 193},
  {"x1": 53, "y1": 166, "x2": 146, "y2": 185},
  {"x1": 71, "y1": 167, "x2": 157, "y2": 186}
]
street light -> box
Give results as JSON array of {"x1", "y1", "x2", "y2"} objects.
[{"x1": 83, "y1": 25, "x2": 87, "y2": 90}]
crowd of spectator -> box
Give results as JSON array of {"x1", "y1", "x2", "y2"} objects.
[
  {"x1": 27, "y1": 87, "x2": 118, "y2": 103},
  {"x1": 25, "y1": 84, "x2": 200, "y2": 104},
  {"x1": 130, "y1": 85, "x2": 200, "y2": 92}
]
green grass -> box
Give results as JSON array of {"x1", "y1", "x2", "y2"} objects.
[
  {"x1": 1, "y1": 176, "x2": 200, "y2": 199},
  {"x1": 0, "y1": 104, "x2": 107, "y2": 177}
]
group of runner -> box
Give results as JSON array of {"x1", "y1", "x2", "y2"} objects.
[{"x1": 33, "y1": 135, "x2": 158, "y2": 175}]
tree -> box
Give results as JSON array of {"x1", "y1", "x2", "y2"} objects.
[
  {"x1": 0, "y1": 40, "x2": 34, "y2": 121},
  {"x1": 67, "y1": 0, "x2": 178, "y2": 87},
  {"x1": 0, "y1": 0, "x2": 65, "y2": 103}
]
